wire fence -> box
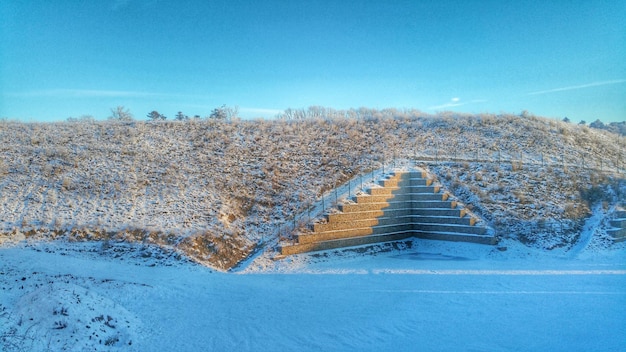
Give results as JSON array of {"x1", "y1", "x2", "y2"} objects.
[{"x1": 410, "y1": 151, "x2": 624, "y2": 176}]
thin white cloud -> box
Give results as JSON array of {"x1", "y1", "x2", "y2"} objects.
[
  {"x1": 527, "y1": 79, "x2": 626, "y2": 96},
  {"x1": 428, "y1": 98, "x2": 487, "y2": 111},
  {"x1": 10, "y1": 89, "x2": 162, "y2": 98},
  {"x1": 428, "y1": 102, "x2": 463, "y2": 110}
]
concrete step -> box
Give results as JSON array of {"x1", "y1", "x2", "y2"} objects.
[
  {"x1": 413, "y1": 230, "x2": 496, "y2": 245},
  {"x1": 354, "y1": 194, "x2": 400, "y2": 203},
  {"x1": 368, "y1": 216, "x2": 476, "y2": 228},
  {"x1": 404, "y1": 185, "x2": 441, "y2": 193},
  {"x1": 394, "y1": 171, "x2": 427, "y2": 178},
  {"x1": 413, "y1": 223, "x2": 486, "y2": 235},
  {"x1": 303, "y1": 222, "x2": 485, "y2": 244},
  {"x1": 615, "y1": 210, "x2": 626, "y2": 218},
  {"x1": 368, "y1": 185, "x2": 441, "y2": 196},
  {"x1": 379, "y1": 179, "x2": 401, "y2": 187},
  {"x1": 380, "y1": 178, "x2": 432, "y2": 187},
  {"x1": 610, "y1": 219, "x2": 626, "y2": 228},
  {"x1": 339, "y1": 202, "x2": 391, "y2": 213},
  {"x1": 297, "y1": 227, "x2": 374, "y2": 244},
  {"x1": 403, "y1": 178, "x2": 436, "y2": 186},
  {"x1": 412, "y1": 208, "x2": 467, "y2": 218},
  {"x1": 326, "y1": 210, "x2": 386, "y2": 222},
  {"x1": 280, "y1": 231, "x2": 415, "y2": 256},
  {"x1": 368, "y1": 187, "x2": 400, "y2": 195},
  {"x1": 409, "y1": 200, "x2": 458, "y2": 209},
  {"x1": 313, "y1": 218, "x2": 382, "y2": 232},
  {"x1": 354, "y1": 223, "x2": 415, "y2": 236},
  {"x1": 282, "y1": 228, "x2": 496, "y2": 256},
  {"x1": 413, "y1": 215, "x2": 476, "y2": 226},
  {"x1": 317, "y1": 215, "x2": 418, "y2": 232},
  {"x1": 339, "y1": 200, "x2": 458, "y2": 212},
  {"x1": 607, "y1": 227, "x2": 626, "y2": 240},
  {"x1": 355, "y1": 193, "x2": 447, "y2": 203},
  {"x1": 377, "y1": 208, "x2": 416, "y2": 218},
  {"x1": 326, "y1": 208, "x2": 416, "y2": 222},
  {"x1": 298, "y1": 224, "x2": 413, "y2": 244},
  {"x1": 412, "y1": 193, "x2": 449, "y2": 201},
  {"x1": 317, "y1": 215, "x2": 475, "y2": 232}
]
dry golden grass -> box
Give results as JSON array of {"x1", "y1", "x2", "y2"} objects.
[{"x1": 0, "y1": 112, "x2": 624, "y2": 267}]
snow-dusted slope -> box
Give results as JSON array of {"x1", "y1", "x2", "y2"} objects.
[{"x1": 0, "y1": 113, "x2": 624, "y2": 269}]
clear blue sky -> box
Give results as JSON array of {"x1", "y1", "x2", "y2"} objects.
[{"x1": 1, "y1": 0, "x2": 625, "y2": 122}]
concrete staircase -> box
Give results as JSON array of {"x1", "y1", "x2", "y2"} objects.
[
  {"x1": 608, "y1": 207, "x2": 626, "y2": 242},
  {"x1": 279, "y1": 170, "x2": 496, "y2": 256}
]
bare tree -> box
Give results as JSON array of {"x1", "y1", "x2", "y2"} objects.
[
  {"x1": 108, "y1": 106, "x2": 133, "y2": 121},
  {"x1": 175, "y1": 111, "x2": 188, "y2": 121},
  {"x1": 209, "y1": 106, "x2": 227, "y2": 120},
  {"x1": 147, "y1": 110, "x2": 166, "y2": 121},
  {"x1": 589, "y1": 119, "x2": 605, "y2": 129},
  {"x1": 67, "y1": 115, "x2": 95, "y2": 122}
]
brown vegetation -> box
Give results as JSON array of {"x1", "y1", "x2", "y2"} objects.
[{"x1": 0, "y1": 111, "x2": 624, "y2": 268}]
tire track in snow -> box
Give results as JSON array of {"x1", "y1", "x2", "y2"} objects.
[
  {"x1": 371, "y1": 269, "x2": 626, "y2": 275},
  {"x1": 286, "y1": 269, "x2": 626, "y2": 275},
  {"x1": 368, "y1": 289, "x2": 626, "y2": 295}
]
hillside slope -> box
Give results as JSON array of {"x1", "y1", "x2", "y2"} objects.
[{"x1": 1, "y1": 112, "x2": 624, "y2": 269}]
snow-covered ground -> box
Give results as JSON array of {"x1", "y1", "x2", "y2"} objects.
[
  {"x1": 1, "y1": 116, "x2": 624, "y2": 270},
  {"x1": 1, "y1": 115, "x2": 625, "y2": 350},
  {"x1": 2, "y1": 235, "x2": 625, "y2": 351}
]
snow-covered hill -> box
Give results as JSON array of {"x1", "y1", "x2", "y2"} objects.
[{"x1": 1, "y1": 112, "x2": 624, "y2": 269}]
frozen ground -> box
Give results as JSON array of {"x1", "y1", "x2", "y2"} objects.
[
  {"x1": 1, "y1": 235, "x2": 625, "y2": 351},
  {"x1": 2, "y1": 116, "x2": 624, "y2": 270}
]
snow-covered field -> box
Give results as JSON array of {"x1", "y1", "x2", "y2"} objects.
[{"x1": 2, "y1": 235, "x2": 625, "y2": 351}]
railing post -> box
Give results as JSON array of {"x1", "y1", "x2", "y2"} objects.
[
  {"x1": 582, "y1": 155, "x2": 585, "y2": 170},
  {"x1": 348, "y1": 179, "x2": 351, "y2": 200},
  {"x1": 600, "y1": 159, "x2": 602, "y2": 172},
  {"x1": 383, "y1": 155, "x2": 385, "y2": 175}
]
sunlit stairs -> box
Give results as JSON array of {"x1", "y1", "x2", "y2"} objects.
[{"x1": 279, "y1": 170, "x2": 496, "y2": 256}]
